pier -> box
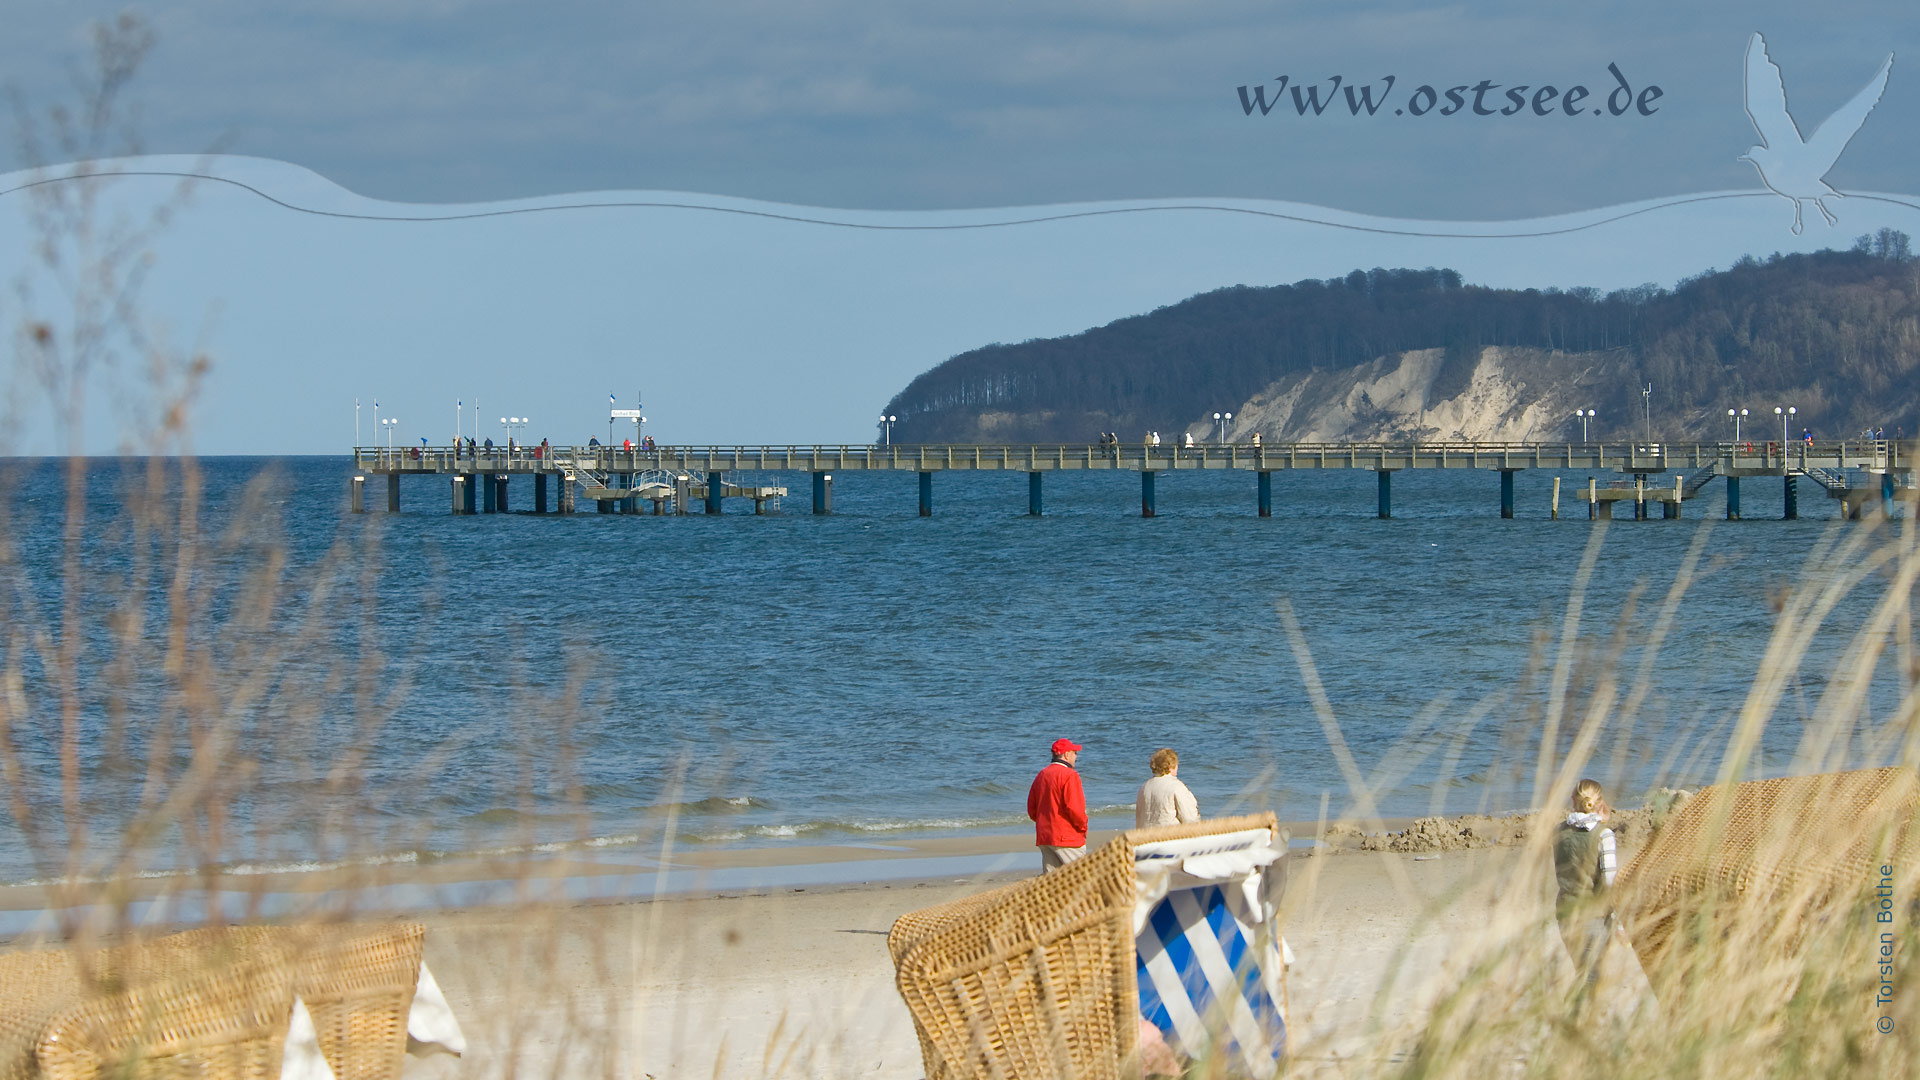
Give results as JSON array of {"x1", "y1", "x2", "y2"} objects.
[{"x1": 349, "y1": 440, "x2": 1911, "y2": 519}]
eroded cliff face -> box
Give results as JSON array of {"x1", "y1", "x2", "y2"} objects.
[{"x1": 1186, "y1": 347, "x2": 1614, "y2": 444}]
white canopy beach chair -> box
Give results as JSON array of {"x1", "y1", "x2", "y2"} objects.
[{"x1": 890, "y1": 814, "x2": 1290, "y2": 1080}]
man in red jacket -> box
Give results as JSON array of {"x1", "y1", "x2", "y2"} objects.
[{"x1": 1027, "y1": 737, "x2": 1089, "y2": 872}]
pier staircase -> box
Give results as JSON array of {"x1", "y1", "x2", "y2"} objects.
[
  {"x1": 1803, "y1": 467, "x2": 1850, "y2": 494},
  {"x1": 1681, "y1": 465, "x2": 1720, "y2": 498}
]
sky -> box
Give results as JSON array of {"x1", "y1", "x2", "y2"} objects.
[{"x1": 0, "y1": 2, "x2": 1915, "y2": 452}]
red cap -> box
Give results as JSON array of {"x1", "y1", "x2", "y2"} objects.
[{"x1": 1051, "y1": 738, "x2": 1082, "y2": 755}]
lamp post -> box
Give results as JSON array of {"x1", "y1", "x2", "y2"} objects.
[
  {"x1": 355, "y1": 399, "x2": 360, "y2": 448},
  {"x1": 1728, "y1": 408, "x2": 1748, "y2": 442},
  {"x1": 1574, "y1": 409, "x2": 1595, "y2": 441},
  {"x1": 879, "y1": 414, "x2": 896, "y2": 445},
  {"x1": 1223, "y1": 411, "x2": 1233, "y2": 442},
  {"x1": 1775, "y1": 405, "x2": 1796, "y2": 446},
  {"x1": 380, "y1": 416, "x2": 398, "y2": 448},
  {"x1": 1642, "y1": 383, "x2": 1653, "y2": 443}
]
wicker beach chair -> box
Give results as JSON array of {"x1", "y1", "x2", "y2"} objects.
[
  {"x1": 0, "y1": 922, "x2": 426, "y2": 1080},
  {"x1": 1613, "y1": 766, "x2": 1919, "y2": 987},
  {"x1": 889, "y1": 814, "x2": 1286, "y2": 1080}
]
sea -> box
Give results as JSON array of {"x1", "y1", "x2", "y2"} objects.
[{"x1": 0, "y1": 455, "x2": 1909, "y2": 887}]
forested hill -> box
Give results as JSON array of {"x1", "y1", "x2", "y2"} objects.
[{"x1": 879, "y1": 232, "x2": 1920, "y2": 445}]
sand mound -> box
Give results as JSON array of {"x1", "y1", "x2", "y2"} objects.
[{"x1": 1311, "y1": 792, "x2": 1691, "y2": 856}]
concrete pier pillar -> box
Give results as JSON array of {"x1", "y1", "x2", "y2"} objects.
[
  {"x1": 1663, "y1": 498, "x2": 1679, "y2": 519},
  {"x1": 1499, "y1": 469, "x2": 1515, "y2": 519},
  {"x1": 1258, "y1": 471, "x2": 1272, "y2": 517},
  {"x1": 1028, "y1": 471, "x2": 1043, "y2": 516},
  {"x1": 675, "y1": 476, "x2": 691, "y2": 515},
  {"x1": 1141, "y1": 470, "x2": 1157, "y2": 517},
  {"x1": 495, "y1": 474, "x2": 509, "y2": 514},
  {"x1": 1784, "y1": 475, "x2": 1798, "y2": 520},
  {"x1": 350, "y1": 475, "x2": 365, "y2": 514},
  {"x1": 622, "y1": 475, "x2": 639, "y2": 514},
  {"x1": 1884, "y1": 472, "x2": 1896, "y2": 517},
  {"x1": 462, "y1": 473, "x2": 477, "y2": 514},
  {"x1": 919, "y1": 471, "x2": 933, "y2": 517},
  {"x1": 1634, "y1": 476, "x2": 1646, "y2": 520},
  {"x1": 707, "y1": 471, "x2": 723, "y2": 514},
  {"x1": 451, "y1": 476, "x2": 466, "y2": 515},
  {"x1": 813, "y1": 472, "x2": 832, "y2": 515},
  {"x1": 387, "y1": 473, "x2": 401, "y2": 513},
  {"x1": 1377, "y1": 470, "x2": 1392, "y2": 519},
  {"x1": 558, "y1": 475, "x2": 575, "y2": 514},
  {"x1": 534, "y1": 472, "x2": 548, "y2": 514},
  {"x1": 1726, "y1": 476, "x2": 1741, "y2": 520},
  {"x1": 482, "y1": 473, "x2": 498, "y2": 513}
]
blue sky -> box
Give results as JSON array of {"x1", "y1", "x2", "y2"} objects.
[
  {"x1": 4, "y1": 2, "x2": 1912, "y2": 216},
  {"x1": 0, "y1": 3, "x2": 1915, "y2": 453}
]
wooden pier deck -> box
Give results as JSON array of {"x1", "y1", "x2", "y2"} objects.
[{"x1": 347, "y1": 441, "x2": 1912, "y2": 519}]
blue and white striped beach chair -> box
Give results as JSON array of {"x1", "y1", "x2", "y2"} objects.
[
  {"x1": 1132, "y1": 823, "x2": 1290, "y2": 1074},
  {"x1": 890, "y1": 814, "x2": 1290, "y2": 1080}
]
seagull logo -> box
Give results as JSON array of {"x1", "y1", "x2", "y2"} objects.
[{"x1": 1740, "y1": 32, "x2": 1893, "y2": 234}]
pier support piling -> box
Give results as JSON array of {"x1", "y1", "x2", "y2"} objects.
[
  {"x1": 1377, "y1": 470, "x2": 1392, "y2": 519},
  {"x1": 1499, "y1": 469, "x2": 1515, "y2": 519},
  {"x1": 1551, "y1": 476, "x2": 1561, "y2": 519},
  {"x1": 387, "y1": 473, "x2": 401, "y2": 513},
  {"x1": 350, "y1": 476, "x2": 365, "y2": 514},
  {"x1": 1884, "y1": 472, "x2": 1896, "y2": 517},
  {"x1": 559, "y1": 475, "x2": 575, "y2": 514},
  {"x1": 482, "y1": 474, "x2": 498, "y2": 514},
  {"x1": 622, "y1": 475, "x2": 639, "y2": 514},
  {"x1": 1726, "y1": 476, "x2": 1741, "y2": 520},
  {"x1": 1028, "y1": 471, "x2": 1043, "y2": 516},
  {"x1": 1634, "y1": 476, "x2": 1646, "y2": 521},
  {"x1": 462, "y1": 474, "x2": 477, "y2": 514},
  {"x1": 1142, "y1": 471, "x2": 1157, "y2": 518},
  {"x1": 707, "y1": 471, "x2": 723, "y2": 515},
  {"x1": 812, "y1": 472, "x2": 832, "y2": 515},
  {"x1": 534, "y1": 473, "x2": 548, "y2": 514},
  {"x1": 495, "y1": 475, "x2": 508, "y2": 514},
  {"x1": 1258, "y1": 471, "x2": 1272, "y2": 517},
  {"x1": 1784, "y1": 475, "x2": 1798, "y2": 520},
  {"x1": 919, "y1": 471, "x2": 933, "y2": 517},
  {"x1": 450, "y1": 476, "x2": 466, "y2": 515},
  {"x1": 675, "y1": 476, "x2": 691, "y2": 515}
]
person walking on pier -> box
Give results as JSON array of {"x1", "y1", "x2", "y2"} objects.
[
  {"x1": 1134, "y1": 748, "x2": 1200, "y2": 828},
  {"x1": 1027, "y1": 738, "x2": 1088, "y2": 872}
]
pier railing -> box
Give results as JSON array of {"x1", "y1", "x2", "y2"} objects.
[{"x1": 352, "y1": 440, "x2": 1906, "y2": 475}]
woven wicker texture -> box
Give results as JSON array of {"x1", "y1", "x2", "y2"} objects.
[
  {"x1": 890, "y1": 814, "x2": 1279, "y2": 1080},
  {"x1": 0, "y1": 922, "x2": 425, "y2": 1080},
  {"x1": 1614, "y1": 767, "x2": 1918, "y2": 985}
]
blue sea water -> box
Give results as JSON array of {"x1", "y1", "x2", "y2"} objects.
[{"x1": 0, "y1": 455, "x2": 1907, "y2": 883}]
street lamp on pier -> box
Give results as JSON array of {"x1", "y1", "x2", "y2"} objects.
[
  {"x1": 1775, "y1": 405, "x2": 1797, "y2": 446},
  {"x1": 1728, "y1": 408, "x2": 1749, "y2": 442},
  {"x1": 380, "y1": 416, "x2": 398, "y2": 448},
  {"x1": 1574, "y1": 409, "x2": 1595, "y2": 441},
  {"x1": 879, "y1": 414, "x2": 897, "y2": 445}
]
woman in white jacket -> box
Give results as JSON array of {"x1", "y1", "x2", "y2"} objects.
[{"x1": 1135, "y1": 748, "x2": 1201, "y2": 827}]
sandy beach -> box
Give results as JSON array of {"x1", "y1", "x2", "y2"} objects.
[
  {"x1": 0, "y1": 812, "x2": 1653, "y2": 1079},
  {"x1": 385, "y1": 815, "x2": 1639, "y2": 1079}
]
